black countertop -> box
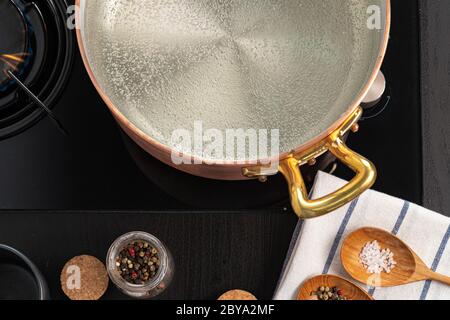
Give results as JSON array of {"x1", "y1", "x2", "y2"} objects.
[
  {"x1": 0, "y1": 210, "x2": 297, "y2": 300},
  {"x1": 419, "y1": 0, "x2": 450, "y2": 216}
]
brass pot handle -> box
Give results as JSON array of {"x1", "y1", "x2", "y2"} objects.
[{"x1": 279, "y1": 133, "x2": 377, "y2": 219}]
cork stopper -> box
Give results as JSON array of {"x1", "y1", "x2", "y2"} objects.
[
  {"x1": 218, "y1": 290, "x2": 257, "y2": 300},
  {"x1": 60, "y1": 255, "x2": 109, "y2": 300}
]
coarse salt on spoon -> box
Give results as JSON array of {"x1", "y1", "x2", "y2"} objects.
[{"x1": 341, "y1": 227, "x2": 450, "y2": 287}]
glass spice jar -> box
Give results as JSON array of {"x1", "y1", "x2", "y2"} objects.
[{"x1": 106, "y1": 231, "x2": 174, "y2": 299}]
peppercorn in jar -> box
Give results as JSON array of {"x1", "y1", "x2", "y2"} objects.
[{"x1": 107, "y1": 231, "x2": 174, "y2": 299}]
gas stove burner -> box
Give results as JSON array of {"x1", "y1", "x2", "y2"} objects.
[
  {"x1": 0, "y1": 0, "x2": 37, "y2": 99},
  {"x1": 0, "y1": 0, "x2": 30, "y2": 89},
  {"x1": 0, "y1": 0, "x2": 73, "y2": 140}
]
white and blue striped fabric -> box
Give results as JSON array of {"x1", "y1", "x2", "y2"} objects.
[{"x1": 274, "y1": 171, "x2": 450, "y2": 300}]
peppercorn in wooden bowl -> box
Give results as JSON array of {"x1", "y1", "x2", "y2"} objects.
[{"x1": 297, "y1": 274, "x2": 373, "y2": 300}]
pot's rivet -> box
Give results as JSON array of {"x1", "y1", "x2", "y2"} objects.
[
  {"x1": 351, "y1": 123, "x2": 360, "y2": 133},
  {"x1": 258, "y1": 176, "x2": 268, "y2": 183},
  {"x1": 308, "y1": 159, "x2": 317, "y2": 166}
]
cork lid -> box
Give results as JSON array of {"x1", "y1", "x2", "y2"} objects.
[
  {"x1": 60, "y1": 255, "x2": 109, "y2": 300},
  {"x1": 218, "y1": 290, "x2": 257, "y2": 300}
]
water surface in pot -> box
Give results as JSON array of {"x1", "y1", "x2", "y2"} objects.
[{"x1": 81, "y1": 0, "x2": 385, "y2": 161}]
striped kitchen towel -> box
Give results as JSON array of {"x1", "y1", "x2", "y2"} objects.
[{"x1": 274, "y1": 171, "x2": 450, "y2": 300}]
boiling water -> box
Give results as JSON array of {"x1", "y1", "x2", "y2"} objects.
[{"x1": 82, "y1": 0, "x2": 385, "y2": 161}]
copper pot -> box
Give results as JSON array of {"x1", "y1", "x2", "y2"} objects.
[{"x1": 75, "y1": 0, "x2": 390, "y2": 218}]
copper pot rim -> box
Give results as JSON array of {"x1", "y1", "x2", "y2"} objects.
[{"x1": 75, "y1": 0, "x2": 391, "y2": 167}]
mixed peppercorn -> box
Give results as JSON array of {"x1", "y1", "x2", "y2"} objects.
[
  {"x1": 115, "y1": 240, "x2": 160, "y2": 285},
  {"x1": 313, "y1": 286, "x2": 347, "y2": 300}
]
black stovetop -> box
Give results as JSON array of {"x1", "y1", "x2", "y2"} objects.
[{"x1": 0, "y1": 0, "x2": 423, "y2": 211}]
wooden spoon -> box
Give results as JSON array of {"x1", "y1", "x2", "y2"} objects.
[
  {"x1": 297, "y1": 274, "x2": 373, "y2": 300},
  {"x1": 341, "y1": 227, "x2": 450, "y2": 287}
]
